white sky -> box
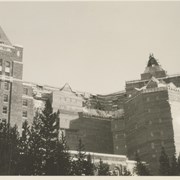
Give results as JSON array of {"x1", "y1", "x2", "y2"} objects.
[{"x1": 0, "y1": 2, "x2": 180, "y2": 94}]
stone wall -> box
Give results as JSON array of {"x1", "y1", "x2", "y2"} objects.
[
  {"x1": 0, "y1": 44, "x2": 24, "y2": 131},
  {"x1": 124, "y1": 89, "x2": 175, "y2": 174},
  {"x1": 67, "y1": 113, "x2": 113, "y2": 154},
  {"x1": 111, "y1": 117, "x2": 127, "y2": 155}
]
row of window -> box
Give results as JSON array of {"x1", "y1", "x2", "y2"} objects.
[
  {"x1": 0, "y1": 83, "x2": 29, "y2": 95},
  {"x1": 2, "y1": 106, "x2": 27, "y2": 118},
  {"x1": 2, "y1": 94, "x2": 28, "y2": 106},
  {"x1": 60, "y1": 97, "x2": 81, "y2": 104},
  {"x1": 114, "y1": 130, "x2": 163, "y2": 140},
  {"x1": 0, "y1": 81, "x2": 10, "y2": 90},
  {"x1": 115, "y1": 145, "x2": 127, "y2": 151},
  {"x1": 59, "y1": 105, "x2": 80, "y2": 111},
  {"x1": 0, "y1": 118, "x2": 7, "y2": 124},
  {"x1": 150, "y1": 130, "x2": 164, "y2": 137},
  {"x1": 0, "y1": 59, "x2": 11, "y2": 76},
  {"x1": 149, "y1": 118, "x2": 163, "y2": 125},
  {"x1": 23, "y1": 87, "x2": 28, "y2": 95},
  {"x1": 146, "y1": 96, "x2": 159, "y2": 102}
]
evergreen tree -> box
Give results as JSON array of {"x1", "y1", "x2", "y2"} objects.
[
  {"x1": 0, "y1": 120, "x2": 9, "y2": 174},
  {"x1": 134, "y1": 152, "x2": 150, "y2": 176},
  {"x1": 71, "y1": 139, "x2": 87, "y2": 175},
  {"x1": 177, "y1": 153, "x2": 180, "y2": 175},
  {"x1": 170, "y1": 154, "x2": 178, "y2": 175},
  {"x1": 122, "y1": 167, "x2": 132, "y2": 176},
  {"x1": 70, "y1": 139, "x2": 95, "y2": 175},
  {"x1": 28, "y1": 112, "x2": 44, "y2": 175},
  {"x1": 159, "y1": 147, "x2": 170, "y2": 176},
  {"x1": 97, "y1": 159, "x2": 110, "y2": 176},
  {"x1": 7, "y1": 125, "x2": 20, "y2": 175},
  {"x1": 84, "y1": 154, "x2": 94, "y2": 175},
  {"x1": 0, "y1": 121, "x2": 20, "y2": 175},
  {"x1": 39, "y1": 100, "x2": 60, "y2": 175},
  {"x1": 28, "y1": 100, "x2": 60, "y2": 175},
  {"x1": 18, "y1": 120, "x2": 31, "y2": 175},
  {"x1": 54, "y1": 131, "x2": 71, "y2": 175}
]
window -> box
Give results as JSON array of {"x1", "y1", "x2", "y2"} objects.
[
  {"x1": 151, "y1": 142, "x2": 155, "y2": 149},
  {"x1": 4, "y1": 82, "x2": 9, "y2": 90},
  {"x1": 0, "y1": 59, "x2": 2, "y2": 74},
  {"x1": 5, "y1": 61, "x2": 10, "y2": 76},
  {"x1": 3, "y1": 94, "x2": 8, "y2": 102},
  {"x1": 22, "y1": 111, "x2": 27, "y2": 118},
  {"x1": 3, "y1": 106, "x2": 7, "y2": 114},
  {"x1": 23, "y1": 88, "x2": 28, "y2": 95},
  {"x1": 150, "y1": 132, "x2": 154, "y2": 137},
  {"x1": 146, "y1": 97, "x2": 150, "y2": 102},
  {"x1": 22, "y1": 99, "x2": 28, "y2": 106},
  {"x1": 2, "y1": 118, "x2": 6, "y2": 123},
  {"x1": 17, "y1": 51, "x2": 20, "y2": 57},
  {"x1": 152, "y1": 154, "x2": 156, "y2": 158},
  {"x1": 5, "y1": 61, "x2": 10, "y2": 67},
  {"x1": 116, "y1": 146, "x2": 119, "y2": 150},
  {"x1": 159, "y1": 118, "x2": 162, "y2": 123}
]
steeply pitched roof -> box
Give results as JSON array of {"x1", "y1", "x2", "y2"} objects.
[
  {"x1": 147, "y1": 54, "x2": 159, "y2": 67},
  {"x1": 60, "y1": 83, "x2": 73, "y2": 92},
  {"x1": 0, "y1": 26, "x2": 12, "y2": 46},
  {"x1": 135, "y1": 76, "x2": 167, "y2": 91},
  {"x1": 144, "y1": 54, "x2": 165, "y2": 74}
]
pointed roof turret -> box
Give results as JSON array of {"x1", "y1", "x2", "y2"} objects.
[
  {"x1": 60, "y1": 83, "x2": 73, "y2": 92},
  {"x1": 147, "y1": 53, "x2": 159, "y2": 67},
  {"x1": 0, "y1": 26, "x2": 12, "y2": 46},
  {"x1": 141, "y1": 54, "x2": 167, "y2": 80}
]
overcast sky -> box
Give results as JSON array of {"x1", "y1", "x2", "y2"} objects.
[{"x1": 0, "y1": 2, "x2": 180, "y2": 94}]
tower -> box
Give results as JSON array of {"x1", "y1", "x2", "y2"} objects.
[
  {"x1": 0, "y1": 26, "x2": 23, "y2": 129},
  {"x1": 124, "y1": 55, "x2": 180, "y2": 174},
  {"x1": 141, "y1": 54, "x2": 167, "y2": 80}
]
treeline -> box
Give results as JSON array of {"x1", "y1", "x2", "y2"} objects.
[
  {"x1": 0, "y1": 101, "x2": 131, "y2": 176},
  {"x1": 1, "y1": 100, "x2": 179, "y2": 176},
  {"x1": 159, "y1": 147, "x2": 180, "y2": 175},
  {"x1": 132, "y1": 147, "x2": 180, "y2": 176}
]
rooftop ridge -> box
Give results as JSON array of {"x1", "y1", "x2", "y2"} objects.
[
  {"x1": 126, "y1": 74, "x2": 180, "y2": 84},
  {"x1": 0, "y1": 26, "x2": 12, "y2": 46}
]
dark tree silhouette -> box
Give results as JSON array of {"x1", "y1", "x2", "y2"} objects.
[
  {"x1": 97, "y1": 159, "x2": 110, "y2": 176},
  {"x1": 159, "y1": 147, "x2": 170, "y2": 176},
  {"x1": 134, "y1": 152, "x2": 150, "y2": 176}
]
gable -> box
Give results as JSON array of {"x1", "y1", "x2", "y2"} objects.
[{"x1": 0, "y1": 26, "x2": 12, "y2": 46}]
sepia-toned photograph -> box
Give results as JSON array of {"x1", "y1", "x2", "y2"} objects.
[{"x1": 0, "y1": 1, "x2": 180, "y2": 176}]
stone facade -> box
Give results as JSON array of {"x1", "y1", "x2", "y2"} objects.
[
  {"x1": 1, "y1": 26, "x2": 180, "y2": 175},
  {"x1": 123, "y1": 55, "x2": 180, "y2": 174},
  {"x1": 67, "y1": 112, "x2": 113, "y2": 154},
  {"x1": 0, "y1": 26, "x2": 24, "y2": 130}
]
